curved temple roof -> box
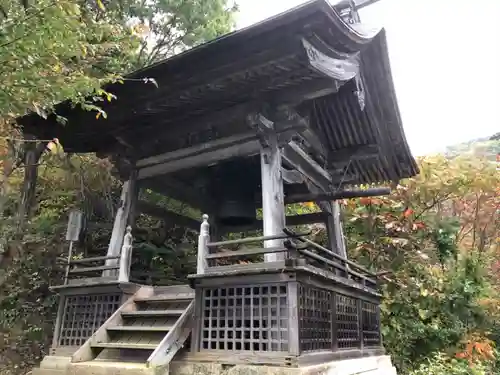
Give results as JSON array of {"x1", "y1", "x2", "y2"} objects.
[{"x1": 19, "y1": 0, "x2": 418, "y2": 185}]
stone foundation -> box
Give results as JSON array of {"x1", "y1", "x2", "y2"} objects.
[{"x1": 33, "y1": 355, "x2": 397, "y2": 375}]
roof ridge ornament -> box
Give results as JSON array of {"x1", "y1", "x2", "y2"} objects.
[{"x1": 354, "y1": 74, "x2": 366, "y2": 111}]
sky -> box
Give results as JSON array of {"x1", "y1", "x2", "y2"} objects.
[{"x1": 235, "y1": 0, "x2": 500, "y2": 156}]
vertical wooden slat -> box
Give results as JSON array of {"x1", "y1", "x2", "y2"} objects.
[
  {"x1": 332, "y1": 292, "x2": 338, "y2": 351},
  {"x1": 287, "y1": 281, "x2": 300, "y2": 356},
  {"x1": 51, "y1": 296, "x2": 65, "y2": 349},
  {"x1": 357, "y1": 298, "x2": 364, "y2": 350},
  {"x1": 250, "y1": 286, "x2": 254, "y2": 351},
  {"x1": 190, "y1": 288, "x2": 204, "y2": 352}
]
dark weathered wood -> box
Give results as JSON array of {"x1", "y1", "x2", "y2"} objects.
[
  {"x1": 288, "y1": 281, "x2": 300, "y2": 356},
  {"x1": 295, "y1": 265, "x2": 380, "y2": 299},
  {"x1": 357, "y1": 298, "x2": 364, "y2": 351},
  {"x1": 148, "y1": 300, "x2": 195, "y2": 366},
  {"x1": 90, "y1": 342, "x2": 157, "y2": 350},
  {"x1": 331, "y1": 201, "x2": 348, "y2": 259},
  {"x1": 107, "y1": 326, "x2": 173, "y2": 332},
  {"x1": 208, "y1": 231, "x2": 310, "y2": 247},
  {"x1": 138, "y1": 139, "x2": 261, "y2": 179},
  {"x1": 69, "y1": 265, "x2": 120, "y2": 274},
  {"x1": 299, "y1": 249, "x2": 346, "y2": 273},
  {"x1": 331, "y1": 292, "x2": 338, "y2": 351},
  {"x1": 282, "y1": 141, "x2": 331, "y2": 191},
  {"x1": 137, "y1": 132, "x2": 258, "y2": 168},
  {"x1": 190, "y1": 288, "x2": 204, "y2": 352},
  {"x1": 259, "y1": 120, "x2": 286, "y2": 262},
  {"x1": 193, "y1": 272, "x2": 291, "y2": 288},
  {"x1": 136, "y1": 200, "x2": 200, "y2": 231},
  {"x1": 105, "y1": 177, "x2": 134, "y2": 274},
  {"x1": 285, "y1": 187, "x2": 392, "y2": 204},
  {"x1": 281, "y1": 168, "x2": 305, "y2": 184},
  {"x1": 206, "y1": 246, "x2": 287, "y2": 260},
  {"x1": 283, "y1": 227, "x2": 377, "y2": 278}
]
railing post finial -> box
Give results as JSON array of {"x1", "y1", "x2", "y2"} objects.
[
  {"x1": 197, "y1": 214, "x2": 210, "y2": 274},
  {"x1": 118, "y1": 226, "x2": 133, "y2": 282}
]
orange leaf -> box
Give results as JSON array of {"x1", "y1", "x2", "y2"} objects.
[
  {"x1": 403, "y1": 208, "x2": 414, "y2": 218},
  {"x1": 359, "y1": 197, "x2": 372, "y2": 206}
]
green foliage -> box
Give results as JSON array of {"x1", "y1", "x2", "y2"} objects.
[
  {"x1": 0, "y1": 0, "x2": 139, "y2": 119},
  {"x1": 341, "y1": 154, "x2": 500, "y2": 373},
  {"x1": 117, "y1": 0, "x2": 237, "y2": 67},
  {"x1": 408, "y1": 353, "x2": 496, "y2": 375}
]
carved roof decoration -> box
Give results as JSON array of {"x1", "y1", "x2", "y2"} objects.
[{"x1": 18, "y1": 0, "x2": 418, "y2": 185}]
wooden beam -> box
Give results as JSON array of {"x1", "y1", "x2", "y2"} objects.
[
  {"x1": 136, "y1": 200, "x2": 200, "y2": 231},
  {"x1": 137, "y1": 132, "x2": 258, "y2": 168},
  {"x1": 138, "y1": 139, "x2": 261, "y2": 179},
  {"x1": 137, "y1": 123, "x2": 303, "y2": 180},
  {"x1": 282, "y1": 168, "x2": 305, "y2": 184},
  {"x1": 282, "y1": 141, "x2": 332, "y2": 191},
  {"x1": 285, "y1": 187, "x2": 391, "y2": 204}
]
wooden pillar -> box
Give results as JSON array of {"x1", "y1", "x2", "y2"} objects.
[
  {"x1": 104, "y1": 169, "x2": 138, "y2": 276},
  {"x1": 260, "y1": 131, "x2": 286, "y2": 262},
  {"x1": 331, "y1": 201, "x2": 348, "y2": 259}
]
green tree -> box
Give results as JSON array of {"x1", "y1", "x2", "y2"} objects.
[
  {"x1": 114, "y1": 0, "x2": 238, "y2": 68},
  {"x1": 0, "y1": 0, "x2": 139, "y2": 120},
  {"x1": 341, "y1": 154, "x2": 500, "y2": 372}
]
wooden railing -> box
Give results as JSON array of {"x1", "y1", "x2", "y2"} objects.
[
  {"x1": 197, "y1": 215, "x2": 377, "y2": 289},
  {"x1": 62, "y1": 226, "x2": 134, "y2": 285}
]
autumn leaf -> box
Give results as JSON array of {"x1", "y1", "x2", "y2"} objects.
[
  {"x1": 359, "y1": 197, "x2": 372, "y2": 206},
  {"x1": 403, "y1": 208, "x2": 414, "y2": 218}
]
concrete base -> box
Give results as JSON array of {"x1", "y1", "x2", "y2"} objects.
[
  {"x1": 32, "y1": 355, "x2": 397, "y2": 375},
  {"x1": 170, "y1": 356, "x2": 397, "y2": 375}
]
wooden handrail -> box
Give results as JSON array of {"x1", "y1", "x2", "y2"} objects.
[
  {"x1": 283, "y1": 227, "x2": 377, "y2": 278},
  {"x1": 207, "y1": 230, "x2": 311, "y2": 247},
  {"x1": 206, "y1": 246, "x2": 288, "y2": 260}
]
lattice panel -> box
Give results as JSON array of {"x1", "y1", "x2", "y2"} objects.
[
  {"x1": 335, "y1": 294, "x2": 360, "y2": 349},
  {"x1": 200, "y1": 284, "x2": 288, "y2": 352},
  {"x1": 58, "y1": 293, "x2": 121, "y2": 347},
  {"x1": 298, "y1": 285, "x2": 332, "y2": 351},
  {"x1": 362, "y1": 301, "x2": 381, "y2": 347}
]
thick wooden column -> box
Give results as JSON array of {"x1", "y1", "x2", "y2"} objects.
[
  {"x1": 329, "y1": 201, "x2": 347, "y2": 259},
  {"x1": 260, "y1": 131, "x2": 286, "y2": 262},
  {"x1": 104, "y1": 169, "x2": 138, "y2": 275}
]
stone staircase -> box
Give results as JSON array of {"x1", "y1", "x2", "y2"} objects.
[{"x1": 37, "y1": 285, "x2": 194, "y2": 375}]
